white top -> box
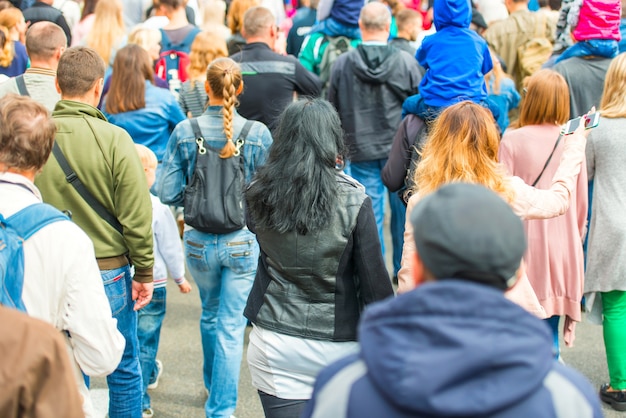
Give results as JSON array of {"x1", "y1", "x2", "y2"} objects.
[
  {"x1": 150, "y1": 194, "x2": 185, "y2": 287},
  {"x1": 0, "y1": 172, "x2": 125, "y2": 417},
  {"x1": 247, "y1": 325, "x2": 359, "y2": 399}
]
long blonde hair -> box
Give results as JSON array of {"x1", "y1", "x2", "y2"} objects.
[
  {"x1": 188, "y1": 31, "x2": 228, "y2": 86},
  {"x1": 85, "y1": 0, "x2": 125, "y2": 66},
  {"x1": 600, "y1": 53, "x2": 626, "y2": 118},
  {"x1": 206, "y1": 57, "x2": 242, "y2": 158},
  {"x1": 0, "y1": 25, "x2": 13, "y2": 67},
  {"x1": 413, "y1": 101, "x2": 515, "y2": 203}
]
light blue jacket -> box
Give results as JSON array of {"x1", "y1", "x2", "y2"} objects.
[
  {"x1": 104, "y1": 81, "x2": 185, "y2": 161},
  {"x1": 157, "y1": 106, "x2": 273, "y2": 206}
]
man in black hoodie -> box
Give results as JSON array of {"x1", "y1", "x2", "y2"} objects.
[{"x1": 328, "y1": 1, "x2": 421, "y2": 283}]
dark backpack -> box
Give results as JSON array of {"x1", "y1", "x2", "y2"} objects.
[
  {"x1": 317, "y1": 35, "x2": 354, "y2": 96},
  {"x1": 183, "y1": 119, "x2": 254, "y2": 234},
  {"x1": 155, "y1": 27, "x2": 201, "y2": 98},
  {"x1": 0, "y1": 203, "x2": 68, "y2": 311}
]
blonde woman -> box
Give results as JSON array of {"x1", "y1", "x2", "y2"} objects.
[
  {"x1": 226, "y1": 0, "x2": 259, "y2": 55},
  {"x1": 584, "y1": 53, "x2": 626, "y2": 411},
  {"x1": 178, "y1": 31, "x2": 228, "y2": 117},
  {"x1": 158, "y1": 57, "x2": 272, "y2": 418},
  {"x1": 0, "y1": 8, "x2": 27, "y2": 76},
  {"x1": 397, "y1": 102, "x2": 589, "y2": 318},
  {"x1": 85, "y1": 0, "x2": 126, "y2": 70},
  {"x1": 500, "y1": 69, "x2": 587, "y2": 357},
  {"x1": 200, "y1": 0, "x2": 231, "y2": 40},
  {"x1": 128, "y1": 26, "x2": 169, "y2": 89},
  {"x1": 71, "y1": 0, "x2": 98, "y2": 47}
]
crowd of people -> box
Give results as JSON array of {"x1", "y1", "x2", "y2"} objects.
[{"x1": 0, "y1": 0, "x2": 625, "y2": 417}]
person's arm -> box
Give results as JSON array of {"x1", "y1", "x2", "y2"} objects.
[
  {"x1": 61, "y1": 225, "x2": 125, "y2": 377},
  {"x1": 294, "y1": 58, "x2": 323, "y2": 97},
  {"x1": 110, "y1": 130, "x2": 154, "y2": 283},
  {"x1": 585, "y1": 130, "x2": 595, "y2": 181},
  {"x1": 481, "y1": 42, "x2": 494, "y2": 76},
  {"x1": 509, "y1": 130, "x2": 587, "y2": 220},
  {"x1": 352, "y1": 197, "x2": 394, "y2": 305},
  {"x1": 316, "y1": 0, "x2": 334, "y2": 22},
  {"x1": 382, "y1": 115, "x2": 423, "y2": 192},
  {"x1": 576, "y1": 155, "x2": 588, "y2": 241},
  {"x1": 157, "y1": 122, "x2": 194, "y2": 206},
  {"x1": 397, "y1": 193, "x2": 419, "y2": 294},
  {"x1": 167, "y1": 95, "x2": 186, "y2": 131},
  {"x1": 154, "y1": 201, "x2": 186, "y2": 285}
]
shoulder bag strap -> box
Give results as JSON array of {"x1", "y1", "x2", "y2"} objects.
[
  {"x1": 189, "y1": 118, "x2": 203, "y2": 140},
  {"x1": 52, "y1": 142, "x2": 123, "y2": 235},
  {"x1": 531, "y1": 134, "x2": 563, "y2": 187},
  {"x1": 237, "y1": 120, "x2": 254, "y2": 143},
  {"x1": 15, "y1": 74, "x2": 29, "y2": 96}
]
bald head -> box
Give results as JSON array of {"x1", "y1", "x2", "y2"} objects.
[
  {"x1": 242, "y1": 6, "x2": 275, "y2": 38},
  {"x1": 359, "y1": 2, "x2": 391, "y2": 40},
  {"x1": 26, "y1": 21, "x2": 66, "y2": 66}
]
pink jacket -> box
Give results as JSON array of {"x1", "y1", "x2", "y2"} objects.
[
  {"x1": 398, "y1": 130, "x2": 588, "y2": 321},
  {"x1": 573, "y1": 0, "x2": 622, "y2": 41}
]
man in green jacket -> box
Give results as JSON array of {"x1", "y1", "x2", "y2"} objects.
[{"x1": 35, "y1": 46, "x2": 154, "y2": 418}]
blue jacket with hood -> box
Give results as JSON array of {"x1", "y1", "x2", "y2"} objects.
[
  {"x1": 417, "y1": 0, "x2": 493, "y2": 107},
  {"x1": 303, "y1": 281, "x2": 603, "y2": 418}
]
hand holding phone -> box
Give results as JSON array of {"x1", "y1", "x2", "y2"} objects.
[{"x1": 562, "y1": 112, "x2": 600, "y2": 135}]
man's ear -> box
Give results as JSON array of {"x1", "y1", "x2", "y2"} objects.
[
  {"x1": 411, "y1": 250, "x2": 426, "y2": 287},
  {"x1": 54, "y1": 77, "x2": 61, "y2": 94}
]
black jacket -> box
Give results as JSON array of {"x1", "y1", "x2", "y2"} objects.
[
  {"x1": 244, "y1": 174, "x2": 393, "y2": 342},
  {"x1": 23, "y1": 2, "x2": 72, "y2": 45},
  {"x1": 328, "y1": 44, "x2": 421, "y2": 162},
  {"x1": 231, "y1": 42, "x2": 322, "y2": 130}
]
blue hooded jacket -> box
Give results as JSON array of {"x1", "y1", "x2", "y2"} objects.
[
  {"x1": 303, "y1": 281, "x2": 603, "y2": 418},
  {"x1": 416, "y1": 0, "x2": 493, "y2": 107}
]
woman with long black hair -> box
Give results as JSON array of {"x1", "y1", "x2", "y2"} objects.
[{"x1": 244, "y1": 98, "x2": 394, "y2": 418}]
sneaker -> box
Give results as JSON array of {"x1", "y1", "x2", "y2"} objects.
[
  {"x1": 147, "y1": 360, "x2": 163, "y2": 390},
  {"x1": 142, "y1": 408, "x2": 154, "y2": 418},
  {"x1": 600, "y1": 383, "x2": 626, "y2": 411}
]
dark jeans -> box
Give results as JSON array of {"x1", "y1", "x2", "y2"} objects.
[{"x1": 258, "y1": 391, "x2": 308, "y2": 418}]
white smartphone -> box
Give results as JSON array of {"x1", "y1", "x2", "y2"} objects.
[{"x1": 562, "y1": 112, "x2": 600, "y2": 135}]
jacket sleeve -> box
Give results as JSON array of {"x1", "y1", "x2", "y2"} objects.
[
  {"x1": 112, "y1": 130, "x2": 155, "y2": 282},
  {"x1": 295, "y1": 59, "x2": 323, "y2": 97},
  {"x1": 60, "y1": 223, "x2": 125, "y2": 376},
  {"x1": 509, "y1": 131, "x2": 587, "y2": 220},
  {"x1": 576, "y1": 152, "x2": 588, "y2": 241},
  {"x1": 154, "y1": 201, "x2": 186, "y2": 281},
  {"x1": 382, "y1": 115, "x2": 422, "y2": 192},
  {"x1": 481, "y1": 42, "x2": 494, "y2": 75},
  {"x1": 352, "y1": 197, "x2": 394, "y2": 305},
  {"x1": 585, "y1": 131, "x2": 595, "y2": 180},
  {"x1": 158, "y1": 122, "x2": 193, "y2": 206},
  {"x1": 168, "y1": 96, "x2": 187, "y2": 132}
]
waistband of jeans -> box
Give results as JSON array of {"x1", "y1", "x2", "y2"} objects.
[{"x1": 97, "y1": 254, "x2": 130, "y2": 271}]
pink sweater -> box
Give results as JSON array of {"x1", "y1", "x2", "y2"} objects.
[{"x1": 573, "y1": 0, "x2": 621, "y2": 42}]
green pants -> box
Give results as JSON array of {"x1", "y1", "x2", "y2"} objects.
[{"x1": 602, "y1": 291, "x2": 626, "y2": 390}]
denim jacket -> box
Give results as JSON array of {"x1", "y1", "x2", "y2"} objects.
[{"x1": 157, "y1": 106, "x2": 273, "y2": 206}]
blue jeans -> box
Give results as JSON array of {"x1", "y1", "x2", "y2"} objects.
[
  {"x1": 184, "y1": 228, "x2": 258, "y2": 418},
  {"x1": 555, "y1": 39, "x2": 619, "y2": 64},
  {"x1": 349, "y1": 159, "x2": 388, "y2": 257},
  {"x1": 309, "y1": 16, "x2": 361, "y2": 39},
  {"x1": 101, "y1": 265, "x2": 143, "y2": 418},
  {"x1": 402, "y1": 94, "x2": 501, "y2": 124},
  {"x1": 137, "y1": 286, "x2": 167, "y2": 411}
]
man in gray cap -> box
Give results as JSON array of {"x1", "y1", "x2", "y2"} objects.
[{"x1": 303, "y1": 183, "x2": 602, "y2": 418}]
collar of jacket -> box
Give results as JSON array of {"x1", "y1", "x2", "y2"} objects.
[{"x1": 52, "y1": 99, "x2": 108, "y2": 122}]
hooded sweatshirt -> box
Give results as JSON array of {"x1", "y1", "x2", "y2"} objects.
[
  {"x1": 303, "y1": 281, "x2": 603, "y2": 418},
  {"x1": 417, "y1": 0, "x2": 493, "y2": 107}
]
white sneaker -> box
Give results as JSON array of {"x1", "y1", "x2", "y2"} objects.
[
  {"x1": 147, "y1": 359, "x2": 163, "y2": 390},
  {"x1": 142, "y1": 408, "x2": 154, "y2": 418}
]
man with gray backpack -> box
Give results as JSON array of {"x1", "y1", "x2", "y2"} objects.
[{"x1": 0, "y1": 94, "x2": 124, "y2": 417}]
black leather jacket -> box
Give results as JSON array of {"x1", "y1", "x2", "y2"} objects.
[{"x1": 244, "y1": 174, "x2": 393, "y2": 341}]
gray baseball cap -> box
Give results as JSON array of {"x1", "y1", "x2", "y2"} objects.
[{"x1": 410, "y1": 183, "x2": 526, "y2": 290}]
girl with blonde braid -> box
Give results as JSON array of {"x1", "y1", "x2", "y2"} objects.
[{"x1": 157, "y1": 57, "x2": 272, "y2": 418}]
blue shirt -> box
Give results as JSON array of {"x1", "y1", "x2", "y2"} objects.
[
  {"x1": 0, "y1": 41, "x2": 28, "y2": 77},
  {"x1": 157, "y1": 106, "x2": 273, "y2": 206},
  {"x1": 104, "y1": 81, "x2": 185, "y2": 161}
]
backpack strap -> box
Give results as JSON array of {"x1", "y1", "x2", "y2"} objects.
[
  {"x1": 7, "y1": 203, "x2": 69, "y2": 240},
  {"x1": 237, "y1": 120, "x2": 254, "y2": 143},
  {"x1": 159, "y1": 28, "x2": 173, "y2": 51},
  {"x1": 15, "y1": 74, "x2": 29, "y2": 96},
  {"x1": 52, "y1": 142, "x2": 124, "y2": 235},
  {"x1": 190, "y1": 117, "x2": 203, "y2": 140}
]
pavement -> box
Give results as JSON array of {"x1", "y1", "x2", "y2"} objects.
[{"x1": 90, "y1": 225, "x2": 624, "y2": 418}]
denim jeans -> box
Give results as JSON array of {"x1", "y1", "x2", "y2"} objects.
[
  {"x1": 101, "y1": 265, "x2": 143, "y2": 418},
  {"x1": 349, "y1": 159, "x2": 388, "y2": 257},
  {"x1": 555, "y1": 39, "x2": 619, "y2": 64},
  {"x1": 184, "y1": 228, "x2": 259, "y2": 418},
  {"x1": 137, "y1": 286, "x2": 167, "y2": 411}
]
